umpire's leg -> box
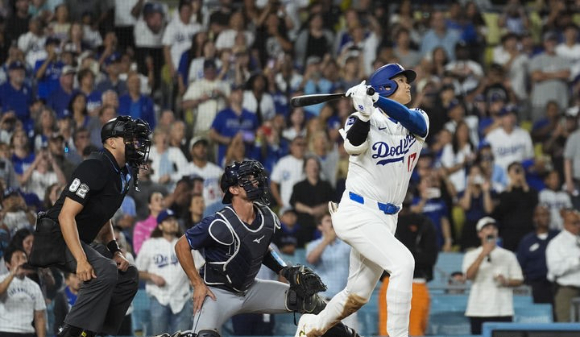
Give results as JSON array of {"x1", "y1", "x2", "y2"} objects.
[
  {"x1": 100, "y1": 263, "x2": 139, "y2": 334},
  {"x1": 62, "y1": 242, "x2": 137, "y2": 334},
  {"x1": 91, "y1": 243, "x2": 139, "y2": 335}
]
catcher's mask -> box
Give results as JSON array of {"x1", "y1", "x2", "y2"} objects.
[
  {"x1": 220, "y1": 160, "x2": 269, "y2": 205},
  {"x1": 101, "y1": 115, "x2": 152, "y2": 169}
]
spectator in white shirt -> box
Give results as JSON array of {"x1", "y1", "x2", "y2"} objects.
[
  {"x1": 463, "y1": 217, "x2": 524, "y2": 335},
  {"x1": 136, "y1": 209, "x2": 192, "y2": 335},
  {"x1": 0, "y1": 246, "x2": 47, "y2": 337},
  {"x1": 539, "y1": 170, "x2": 572, "y2": 230},
  {"x1": 215, "y1": 10, "x2": 254, "y2": 52},
  {"x1": 162, "y1": 0, "x2": 202, "y2": 79},
  {"x1": 546, "y1": 208, "x2": 580, "y2": 322},
  {"x1": 270, "y1": 136, "x2": 306, "y2": 210},
  {"x1": 484, "y1": 108, "x2": 534, "y2": 173}
]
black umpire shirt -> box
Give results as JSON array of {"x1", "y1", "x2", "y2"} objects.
[{"x1": 46, "y1": 149, "x2": 132, "y2": 244}]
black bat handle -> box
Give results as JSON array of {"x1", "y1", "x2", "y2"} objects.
[{"x1": 366, "y1": 87, "x2": 375, "y2": 96}]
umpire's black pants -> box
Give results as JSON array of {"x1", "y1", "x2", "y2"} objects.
[{"x1": 58, "y1": 242, "x2": 139, "y2": 335}]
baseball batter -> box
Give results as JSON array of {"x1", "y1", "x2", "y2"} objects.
[{"x1": 295, "y1": 63, "x2": 429, "y2": 337}]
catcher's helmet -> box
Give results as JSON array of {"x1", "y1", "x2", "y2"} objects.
[
  {"x1": 368, "y1": 63, "x2": 416, "y2": 97},
  {"x1": 101, "y1": 115, "x2": 152, "y2": 168},
  {"x1": 220, "y1": 160, "x2": 269, "y2": 204}
]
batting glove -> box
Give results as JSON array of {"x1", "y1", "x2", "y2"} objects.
[{"x1": 346, "y1": 81, "x2": 375, "y2": 121}]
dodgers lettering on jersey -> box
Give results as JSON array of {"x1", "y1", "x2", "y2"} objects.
[{"x1": 345, "y1": 107, "x2": 429, "y2": 206}]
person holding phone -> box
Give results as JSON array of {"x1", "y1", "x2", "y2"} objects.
[
  {"x1": 492, "y1": 161, "x2": 539, "y2": 251},
  {"x1": 462, "y1": 217, "x2": 524, "y2": 335}
]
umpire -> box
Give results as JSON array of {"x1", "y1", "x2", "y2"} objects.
[{"x1": 29, "y1": 116, "x2": 152, "y2": 337}]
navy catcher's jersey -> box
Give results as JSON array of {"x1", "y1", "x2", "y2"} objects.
[
  {"x1": 46, "y1": 149, "x2": 132, "y2": 243},
  {"x1": 185, "y1": 204, "x2": 280, "y2": 292}
]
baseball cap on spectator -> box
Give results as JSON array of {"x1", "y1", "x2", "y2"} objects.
[
  {"x1": 543, "y1": 31, "x2": 559, "y2": 42},
  {"x1": 306, "y1": 56, "x2": 321, "y2": 66},
  {"x1": 104, "y1": 52, "x2": 121, "y2": 66},
  {"x1": 420, "y1": 147, "x2": 434, "y2": 158},
  {"x1": 279, "y1": 207, "x2": 297, "y2": 217},
  {"x1": 231, "y1": 83, "x2": 244, "y2": 91},
  {"x1": 203, "y1": 59, "x2": 217, "y2": 70},
  {"x1": 2, "y1": 187, "x2": 20, "y2": 199},
  {"x1": 440, "y1": 83, "x2": 454, "y2": 92},
  {"x1": 179, "y1": 173, "x2": 204, "y2": 186},
  {"x1": 497, "y1": 105, "x2": 517, "y2": 117},
  {"x1": 488, "y1": 91, "x2": 506, "y2": 103},
  {"x1": 45, "y1": 36, "x2": 60, "y2": 46},
  {"x1": 190, "y1": 136, "x2": 209, "y2": 150},
  {"x1": 62, "y1": 65, "x2": 77, "y2": 76},
  {"x1": 49, "y1": 132, "x2": 65, "y2": 142},
  {"x1": 143, "y1": 2, "x2": 164, "y2": 16},
  {"x1": 157, "y1": 209, "x2": 176, "y2": 224},
  {"x1": 448, "y1": 99, "x2": 461, "y2": 111},
  {"x1": 476, "y1": 217, "x2": 497, "y2": 232},
  {"x1": 57, "y1": 109, "x2": 72, "y2": 120},
  {"x1": 8, "y1": 61, "x2": 25, "y2": 71}
]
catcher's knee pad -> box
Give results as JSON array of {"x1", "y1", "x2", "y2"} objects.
[
  {"x1": 197, "y1": 330, "x2": 220, "y2": 337},
  {"x1": 286, "y1": 289, "x2": 327, "y2": 314}
]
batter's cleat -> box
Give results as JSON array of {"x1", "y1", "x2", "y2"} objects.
[{"x1": 295, "y1": 313, "x2": 322, "y2": 337}]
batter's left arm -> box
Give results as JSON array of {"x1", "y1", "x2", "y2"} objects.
[{"x1": 374, "y1": 96, "x2": 428, "y2": 138}]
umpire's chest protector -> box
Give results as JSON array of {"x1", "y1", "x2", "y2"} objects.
[{"x1": 203, "y1": 203, "x2": 278, "y2": 292}]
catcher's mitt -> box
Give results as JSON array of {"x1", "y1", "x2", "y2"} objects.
[{"x1": 281, "y1": 265, "x2": 327, "y2": 297}]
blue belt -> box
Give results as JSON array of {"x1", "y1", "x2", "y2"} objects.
[{"x1": 349, "y1": 192, "x2": 400, "y2": 215}]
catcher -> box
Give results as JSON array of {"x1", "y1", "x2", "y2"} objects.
[{"x1": 168, "y1": 160, "x2": 360, "y2": 337}]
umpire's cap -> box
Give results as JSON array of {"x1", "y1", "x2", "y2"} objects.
[{"x1": 369, "y1": 63, "x2": 416, "y2": 97}]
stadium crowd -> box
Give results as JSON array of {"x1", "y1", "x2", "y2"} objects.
[{"x1": 1, "y1": 0, "x2": 580, "y2": 336}]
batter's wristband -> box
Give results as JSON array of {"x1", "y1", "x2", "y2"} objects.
[{"x1": 107, "y1": 240, "x2": 121, "y2": 255}]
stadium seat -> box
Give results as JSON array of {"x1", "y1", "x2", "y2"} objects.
[
  {"x1": 514, "y1": 304, "x2": 553, "y2": 323},
  {"x1": 431, "y1": 252, "x2": 465, "y2": 288}
]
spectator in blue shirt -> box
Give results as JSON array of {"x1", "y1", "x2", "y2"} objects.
[
  {"x1": 420, "y1": 11, "x2": 462, "y2": 61},
  {"x1": 516, "y1": 204, "x2": 559, "y2": 304},
  {"x1": 411, "y1": 171, "x2": 453, "y2": 252},
  {"x1": 75, "y1": 68, "x2": 102, "y2": 115},
  {"x1": 46, "y1": 65, "x2": 76, "y2": 117},
  {"x1": 118, "y1": 72, "x2": 155, "y2": 129},
  {"x1": 9, "y1": 128, "x2": 35, "y2": 180},
  {"x1": 34, "y1": 36, "x2": 63, "y2": 99},
  {"x1": 0, "y1": 61, "x2": 34, "y2": 131},
  {"x1": 95, "y1": 52, "x2": 127, "y2": 96},
  {"x1": 209, "y1": 85, "x2": 259, "y2": 166}
]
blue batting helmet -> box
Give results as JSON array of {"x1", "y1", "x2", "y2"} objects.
[
  {"x1": 368, "y1": 63, "x2": 416, "y2": 97},
  {"x1": 220, "y1": 160, "x2": 270, "y2": 205}
]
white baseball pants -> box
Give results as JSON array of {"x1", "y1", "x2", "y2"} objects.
[{"x1": 306, "y1": 193, "x2": 415, "y2": 337}]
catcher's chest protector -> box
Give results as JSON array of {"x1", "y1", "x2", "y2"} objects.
[{"x1": 203, "y1": 204, "x2": 277, "y2": 292}]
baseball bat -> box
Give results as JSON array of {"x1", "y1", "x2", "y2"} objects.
[{"x1": 290, "y1": 87, "x2": 376, "y2": 108}]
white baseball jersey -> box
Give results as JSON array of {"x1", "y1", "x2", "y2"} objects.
[
  {"x1": 538, "y1": 189, "x2": 572, "y2": 230},
  {"x1": 484, "y1": 127, "x2": 534, "y2": 172},
  {"x1": 270, "y1": 155, "x2": 305, "y2": 208},
  {"x1": 344, "y1": 108, "x2": 429, "y2": 206},
  {"x1": 162, "y1": 17, "x2": 202, "y2": 68},
  {"x1": 136, "y1": 237, "x2": 192, "y2": 314},
  {"x1": 0, "y1": 274, "x2": 46, "y2": 333},
  {"x1": 179, "y1": 161, "x2": 224, "y2": 206}
]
